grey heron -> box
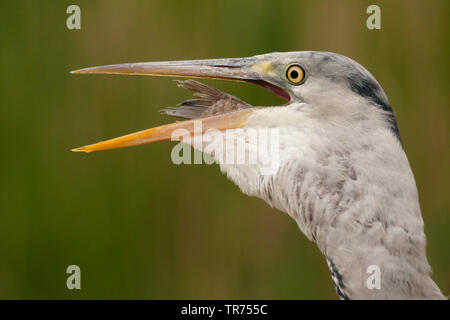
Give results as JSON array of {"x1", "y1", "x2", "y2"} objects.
[{"x1": 71, "y1": 51, "x2": 445, "y2": 299}]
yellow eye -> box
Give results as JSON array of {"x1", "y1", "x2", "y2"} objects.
[{"x1": 286, "y1": 64, "x2": 305, "y2": 85}]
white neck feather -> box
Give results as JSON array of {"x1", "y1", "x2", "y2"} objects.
[{"x1": 202, "y1": 103, "x2": 444, "y2": 299}]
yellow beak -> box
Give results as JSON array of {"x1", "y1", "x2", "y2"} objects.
[
  {"x1": 71, "y1": 109, "x2": 255, "y2": 152},
  {"x1": 71, "y1": 57, "x2": 283, "y2": 152}
]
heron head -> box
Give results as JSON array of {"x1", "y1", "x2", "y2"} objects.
[
  {"x1": 252, "y1": 51, "x2": 398, "y2": 137},
  {"x1": 71, "y1": 51, "x2": 399, "y2": 152},
  {"x1": 253, "y1": 51, "x2": 389, "y2": 106}
]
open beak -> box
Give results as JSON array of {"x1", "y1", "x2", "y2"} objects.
[{"x1": 71, "y1": 57, "x2": 288, "y2": 152}]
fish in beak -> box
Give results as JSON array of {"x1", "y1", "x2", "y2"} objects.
[{"x1": 71, "y1": 57, "x2": 290, "y2": 152}]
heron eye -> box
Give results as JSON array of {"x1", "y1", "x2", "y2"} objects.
[{"x1": 286, "y1": 65, "x2": 305, "y2": 85}]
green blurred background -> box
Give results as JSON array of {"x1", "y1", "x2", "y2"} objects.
[{"x1": 0, "y1": 0, "x2": 448, "y2": 299}]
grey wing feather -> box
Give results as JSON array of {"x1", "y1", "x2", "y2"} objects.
[{"x1": 160, "y1": 80, "x2": 251, "y2": 119}]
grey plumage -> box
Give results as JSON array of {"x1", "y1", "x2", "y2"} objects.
[{"x1": 197, "y1": 51, "x2": 445, "y2": 299}]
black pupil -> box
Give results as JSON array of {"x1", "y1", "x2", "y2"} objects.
[{"x1": 290, "y1": 70, "x2": 299, "y2": 79}]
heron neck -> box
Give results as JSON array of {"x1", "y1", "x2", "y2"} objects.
[{"x1": 267, "y1": 127, "x2": 444, "y2": 299}]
